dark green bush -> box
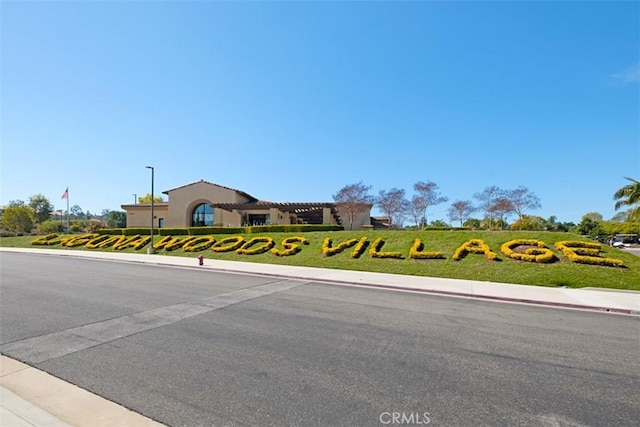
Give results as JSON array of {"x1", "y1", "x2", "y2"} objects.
[
  {"x1": 188, "y1": 227, "x2": 245, "y2": 235},
  {"x1": 122, "y1": 228, "x2": 151, "y2": 236},
  {"x1": 97, "y1": 228, "x2": 124, "y2": 235},
  {"x1": 246, "y1": 225, "x2": 343, "y2": 234},
  {"x1": 160, "y1": 228, "x2": 189, "y2": 236},
  {"x1": 37, "y1": 220, "x2": 62, "y2": 234}
]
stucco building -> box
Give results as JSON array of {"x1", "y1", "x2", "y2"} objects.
[{"x1": 121, "y1": 180, "x2": 372, "y2": 230}]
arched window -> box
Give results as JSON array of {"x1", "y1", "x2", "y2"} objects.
[{"x1": 192, "y1": 203, "x2": 213, "y2": 226}]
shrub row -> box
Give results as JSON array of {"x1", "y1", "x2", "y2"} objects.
[
  {"x1": 271, "y1": 237, "x2": 310, "y2": 257},
  {"x1": 100, "y1": 224, "x2": 344, "y2": 237},
  {"x1": 409, "y1": 239, "x2": 446, "y2": 259},
  {"x1": 452, "y1": 239, "x2": 498, "y2": 261},
  {"x1": 96, "y1": 228, "x2": 149, "y2": 236},
  {"x1": 554, "y1": 241, "x2": 624, "y2": 268},
  {"x1": 369, "y1": 237, "x2": 404, "y2": 259},
  {"x1": 500, "y1": 239, "x2": 555, "y2": 263},
  {"x1": 322, "y1": 237, "x2": 359, "y2": 257}
]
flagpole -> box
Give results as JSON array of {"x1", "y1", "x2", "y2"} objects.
[{"x1": 66, "y1": 188, "x2": 70, "y2": 233}]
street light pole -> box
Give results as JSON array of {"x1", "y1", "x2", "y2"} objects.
[
  {"x1": 145, "y1": 166, "x2": 155, "y2": 254},
  {"x1": 133, "y1": 194, "x2": 137, "y2": 204}
]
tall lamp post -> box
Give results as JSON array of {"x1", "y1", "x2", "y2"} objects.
[
  {"x1": 145, "y1": 166, "x2": 155, "y2": 254},
  {"x1": 133, "y1": 194, "x2": 137, "y2": 204}
]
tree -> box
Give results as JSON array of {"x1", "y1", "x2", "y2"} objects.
[
  {"x1": 473, "y1": 186, "x2": 505, "y2": 230},
  {"x1": 408, "y1": 197, "x2": 427, "y2": 228},
  {"x1": 611, "y1": 210, "x2": 633, "y2": 222},
  {"x1": 613, "y1": 177, "x2": 640, "y2": 221},
  {"x1": 1, "y1": 205, "x2": 35, "y2": 233},
  {"x1": 38, "y1": 219, "x2": 62, "y2": 234},
  {"x1": 576, "y1": 216, "x2": 605, "y2": 240},
  {"x1": 490, "y1": 197, "x2": 515, "y2": 229},
  {"x1": 542, "y1": 215, "x2": 559, "y2": 231},
  {"x1": 8, "y1": 199, "x2": 26, "y2": 207},
  {"x1": 447, "y1": 200, "x2": 476, "y2": 227},
  {"x1": 411, "y1": 181, "x2": 448, "y2": 229},
  {"x1": 582, "y1": 212, "x2": 603, "y2": 222},
  {"x1": 376, "y1": 188, "x2": 410, "y2": 229},
  {"x1": 463, "y1": 218, "x2": 481, "y2": 230},
  {"x1": 429, "y1": 219, "x2": 450, "y2": 228},
  {"x1": 138, "y1": 194, "x2": 165, "y2": 204},
  {"x1": 333, "y1": 182, "x2": 375, "y2": 230},
  {"x1": 509, "y1": 215, "x2": 545, "y2": 231},
  {"x1": 507, "y1": 186, "x2": 541, "y2": 226},
  {"x1": 104, "y1": 210, "x2": 126, "y2": 228},
  {"x1": 540, "y1": 215, "x2": 574, "y2": 232},
  {"x1": 28, "y1": 194, "x2": 53, "y2": 224},
  {"x1": 70, "y1": 204, "x2": 84, "y2": 219}
]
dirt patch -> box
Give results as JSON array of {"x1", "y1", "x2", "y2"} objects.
[{"x1": 512, "y1": 245, "x2": 536, "y2": 253}]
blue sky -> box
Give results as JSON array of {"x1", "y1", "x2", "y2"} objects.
[{"x1": 1, "y1": 1, "x2": 638, "y2": 224}]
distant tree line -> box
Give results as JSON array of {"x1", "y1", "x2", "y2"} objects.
[
  {"x1": 0, "y1": 193, "x2": 127, "y2": 235},
  {"x1": 332, "y1": 177, "x2": 640, "y2": 234}
]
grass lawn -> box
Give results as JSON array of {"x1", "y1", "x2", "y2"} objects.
[{"x1": 2, "y1": 230, "x2": 639, "y2": 291}]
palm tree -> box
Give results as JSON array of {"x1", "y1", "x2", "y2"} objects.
[{"x1": 613, "y1": 177, "x2": 640, "y2": 221}]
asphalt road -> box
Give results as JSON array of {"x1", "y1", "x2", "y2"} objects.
[{"x1": 1, "y1": 252, "x2": 639, "y2": 427}]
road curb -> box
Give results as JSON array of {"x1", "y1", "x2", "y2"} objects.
[
  {"x1": 82, "y1": 258, "x2": 637, "y2": 316},
  {"x1": 3, "y1": 248, "x2": 638, "y2": 316}
]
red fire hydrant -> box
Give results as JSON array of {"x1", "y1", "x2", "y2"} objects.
[{"x1": 198, "y1": 255, "x2": 204, "y2": 266}]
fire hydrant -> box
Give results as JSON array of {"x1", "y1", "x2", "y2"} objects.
[{"x1": 198, "y1": 255, "x2": 204, "y2": 266}]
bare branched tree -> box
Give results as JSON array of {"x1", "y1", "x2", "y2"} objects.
[
  {"x1": 409, "y1": 195, "x2": 427, "y2": 228},
  {"x1": 332, "y1": 181, "x2": 374, "y2": 230},
  {"x1": 473, "y1": 186, "x2": 504, "y2": 230},
  {"x1": 507, "y1": 186, "x2": 541, "y2": 225},
  {"x1": 376, "y1": 188, "x2": 410, "y2": 229},
  {"x1": 411, "y1": 181, "x2": 448, "y2": 229},
  {"x1": 490, "y1": 197, "x2": 515, "y2": 229},
  {"x1": 447, "y1": 200, "x2": 476, "y2": 227}
]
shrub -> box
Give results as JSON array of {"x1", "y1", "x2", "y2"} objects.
[
  {"x1": 350, "y1": 237, "x2": 369, "y2": 259},
  {"x1": 38, "y1": 220, "x2": 62, "y2": 234},
  {"x1": 211, "y1": 236, "x2": 245, "y2": 253},
  {"x1": 554, "y1": 241, "x2": 624, "y2": 268},
  {"x1": 271, "y1": 237, "x2": 310, "y2": 257},
  {"x1": 85, "y1": 220, "x2": 107, "y2": 233},
  {"x1": 113, "y1": 235, "x2": 150, "y2": 251},
  {"x1": 500, "y1": 239, "x2": 555, "y2": 263},
  {"x1": 63, "y1": 233, "x2": 99, "y2": 247},
  {"x1": 97, "y1": 228, "x2": 124, "y2": 236},
  {"x1": 247, "y1": 225, "x2": 343, "y2": 234},
  {"x1": 159, "y1": 228, "x2": 189, "y2": 236},
  {"x1": 322, "y1": 237, "x2": 359, "y2": 256},
  {"x1": 183, "y1": 236, "x2": 216, "y2": 252},
  {"x1": 237, "y1": 237, "x2": 275, "y2": 255},
  {"x1": 31, "y1": 233, "x2": 61, "y2": 245},
  {"x1": 369, "y1": 237, "x2": 404, "y2": 259},
  {"x1": 409, "y1": 239, "x2": 445, "y2": 260},
  {"x1": 189, "y1": 227, "x2": 245, "y2": 235},
  {"x1": 123, "y1": 228, "x2": 151, "y2": 236},
  {"x1": 452, "y1": 239, "x2": 498, "y2": 261},
  {"x1": 162, "y1": 236, "x2": 197, "y2": 252},
  {"x1": 85, "y1": 235, "x2": 113, "y2": 249}
]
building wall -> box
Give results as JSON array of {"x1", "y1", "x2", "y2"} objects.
[
  {"x1": 125, "y1": 205, "x2": 169, "y2": 228},
  {"x1": 336, "y1": 208, "x2": 371, "y2": 230},
  {"x1": 123, "y1": 181, "x2": 373, "y2": 229},
  {"x1": 164, "y1": 182, "x2": 252, "y2": 227}
]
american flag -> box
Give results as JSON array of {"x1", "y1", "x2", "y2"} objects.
[{"x1": 61, "y1": 187, "x2": 68, "y2": 200}]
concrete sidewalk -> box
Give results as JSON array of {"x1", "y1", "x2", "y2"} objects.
[
  {"x1": 0, "y1": 356, "x2": 163, "y2": 427},
  {"x1": 1, "y1": 247, "x2": 639, "y2": 426}
]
